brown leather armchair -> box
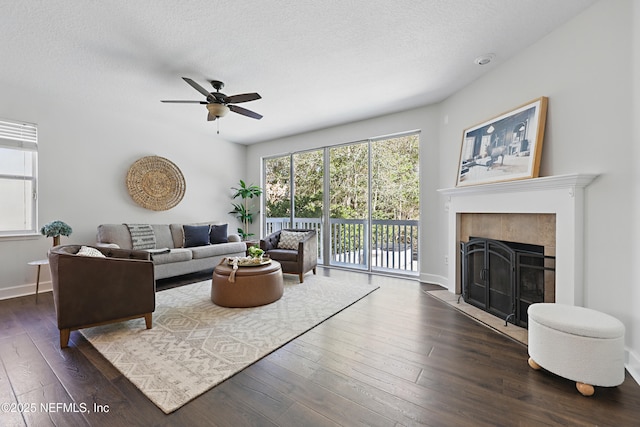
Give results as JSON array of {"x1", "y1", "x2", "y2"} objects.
[
  {"x1": 260, "y1": 229, "x2": 317, "y2": 282},
  {"x1": 48, "y1": 245, "x2": 155, "y2": 348}
]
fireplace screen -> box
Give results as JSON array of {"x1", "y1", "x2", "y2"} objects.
[{"x1": 461, "y1": 237, "x2": 554, "y2": 327}]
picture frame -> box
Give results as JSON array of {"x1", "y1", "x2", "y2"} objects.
[{"x1": 455, "y1": 97, "x2": 548, "y2": 187}]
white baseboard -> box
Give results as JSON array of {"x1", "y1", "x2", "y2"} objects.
[
  {"x1": 0, "y1": 280, "x2": 52, "y2": 301},
  {"x1": 420, "y1": 273, "x2": 448, "y2": 289},
  {"x1": 625, "y1": 347, "x2": 640, "y2": 386}
]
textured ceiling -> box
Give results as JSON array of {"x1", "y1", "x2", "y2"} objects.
[{"x1": 1, "y1": 1, "x2": 595, "y2": 144}]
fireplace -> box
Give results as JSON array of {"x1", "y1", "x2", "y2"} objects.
[
  {"x1": 461, "y1": 237, "x2": 555, "y2": 327},
  {"x1": 437, "y1": 174, "x2": 597, "y2": 307}
]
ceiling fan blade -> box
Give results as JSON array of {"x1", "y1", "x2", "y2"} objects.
[
  {"x1": 226, "y1": 93, "x2": 261, "y2": 104},
  {"x1": 182, "y1": 77, "x2": 215, "y2": 101},
  {"x1": 229, "y1": 104, "x2": 263, "y2": 120},
  {"x1": 207, "y1": 112, "x2": 217, "y2": 121},
  {"x1": 161, "y1": 100, "x2": 208, "y2": 104}
]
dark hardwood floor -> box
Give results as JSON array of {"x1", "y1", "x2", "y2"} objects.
[{"x1": 1, "y1": 268, "x2": 639, "y2": 426}]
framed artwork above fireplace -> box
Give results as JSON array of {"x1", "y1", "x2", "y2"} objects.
[{"x1": 455, "y1": 97, "x2": 548, "y2": 187}]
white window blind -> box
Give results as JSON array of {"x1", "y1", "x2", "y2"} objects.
[{"x1": 0, "y1": 119, "x2": 38, "y2": 236}]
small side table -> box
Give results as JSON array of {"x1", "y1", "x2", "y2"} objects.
[{"x1": 28, "y1": 259, "x2": 49, "y2": 303}]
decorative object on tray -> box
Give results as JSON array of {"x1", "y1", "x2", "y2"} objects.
[
  {"x1": 40, "y1": 220, "x2": 72, "y2": 246},
  {"x1": 229, "y1": 179, "x2": 262, "y2": 240},
  {"x1": 126, "y1": 155, "x2": 185, "y2": 211},
  {"x1": 228, "y1": 256, "x2": 272, "y2": 267},
  {"x1": 456, "y1": 97, "x2": 548, "y2": 187},
  {"x1": 247, "y1": 245, "x2": 264, "y2": 259},
  {"x1": 226, "y1": 254, "x2": 271, "y2": 282},
  {"x1": 244, "y1": 239, "x2": 260, "y2": 256}
]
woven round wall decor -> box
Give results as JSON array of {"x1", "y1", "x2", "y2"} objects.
[{"x1": 126, "y1": 156, "x2": 186, "y2": 211}]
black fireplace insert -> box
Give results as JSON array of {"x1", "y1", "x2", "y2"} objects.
[{"x1": 460, "y1": 237, "x2": 555, "y2": 328}]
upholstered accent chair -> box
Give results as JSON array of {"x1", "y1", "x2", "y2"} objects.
[
  {"x1": 48, "y1": 245, "x2": 156, "y2": 348},
  {"x1": 260, "y1": 229, "x2": 317, "y2": 282}
]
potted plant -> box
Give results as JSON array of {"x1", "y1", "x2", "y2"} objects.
[
  {"x1": 40, "y1": 220, "x2": 72, "y2": 246},
  {"x1": 247, "y1": 245, "x2": 264, "y2": 259},
  {"x1": 229, "y1": 180, "x2": 263, "y2": 240}
]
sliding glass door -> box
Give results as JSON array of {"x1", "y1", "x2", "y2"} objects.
[
  {"x1": 293, "y1": 150, "x2": 324, "y2": 263},
  {"x1": 328, "y1": 142, "x2": 369, "y2": 269},
  {"x1": 263, "y1": 132, "x2": 419, "y2": 275},
  {"x1": 370, "y1": 135, "x2": 419, "y2": 272},
  {"x1": 264, "y1": 156, "x2": 290, "y2": 233}
]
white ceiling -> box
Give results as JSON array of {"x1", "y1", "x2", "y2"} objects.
[{"x1": 1, "y1": 0, "x2": 595, "y2": 145}]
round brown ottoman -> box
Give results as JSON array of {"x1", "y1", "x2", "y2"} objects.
[{"x1": 211, "y1": 260, "x2": 284, "y2": 307}]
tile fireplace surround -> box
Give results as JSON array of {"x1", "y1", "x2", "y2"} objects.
[{"x1": 437, "y1": 173, "x2": 598, "y2": 307}]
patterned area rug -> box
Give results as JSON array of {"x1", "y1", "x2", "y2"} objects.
[{"x1": 81, "y1": 274, "x2": 378, "y2": 413}]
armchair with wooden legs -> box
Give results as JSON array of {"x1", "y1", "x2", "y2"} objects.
[
  {"x1": 260, "y1": 229, "x2": 317, "y2": 283},
  {"x1": 48, "y1": 245, "x2": 155, "y2": 348}
]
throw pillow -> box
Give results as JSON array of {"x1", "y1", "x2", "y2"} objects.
[
  {"x1": 209, "y1": 224, "x2": 228, "y2": 244},
  {"x1": 183, "y1": 225, "x2": 211, "y2": 247},
  {"x1": 126, "y1": 223, "x2": 156, "y2": 250},
  {"x1": 77, "y1": 246, "x2": 106, "y2": 258},
  {"x1": 277, "y1": 230, "x2": 309, "y2": 250}
]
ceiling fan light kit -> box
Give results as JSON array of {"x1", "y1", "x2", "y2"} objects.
[
  {"x1": 161, "y1": 77, "x2": 262, "y2": 131},
  {"x1": 206, "y1": 103, "x2": 229, "y2": 119}
]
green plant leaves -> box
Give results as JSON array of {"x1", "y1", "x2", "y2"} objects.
[{"x1": 230, "y1": 180, "x2": 263, "y2": 240}]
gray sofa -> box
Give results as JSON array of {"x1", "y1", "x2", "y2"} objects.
[{"x1": 96, "y1": 222, "x2": 246, "y2": 280}]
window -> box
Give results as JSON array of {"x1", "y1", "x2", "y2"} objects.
[
  {"x1": 0, "y1": 119, "x2": 38, "y2": 236},
  {"x1": 263, "y1": 131, "x2": 420, "y2": 275}
]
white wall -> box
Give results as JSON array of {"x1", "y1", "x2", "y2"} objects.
[
  {"x1": 247, "y1": 0, "x2": 640, "y2": 375},
  {"x1": 0, "y1": 81, "x2": 246, "y2": 298},
  {"x1": 631, "y1": 0, "x2": 640, "y2": 378}
]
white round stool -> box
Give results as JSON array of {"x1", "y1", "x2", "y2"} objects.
[{"x1": 527, "y1": 303, "x2": 625, "y2": 396}]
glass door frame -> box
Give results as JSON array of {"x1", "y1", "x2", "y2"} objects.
[{"x1": 262, "y1": 130, "x2": 420, "y2": 275}]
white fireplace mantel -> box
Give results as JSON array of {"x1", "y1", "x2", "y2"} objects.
[{"x1": 437, "y1": 173, "x2": 598, "y2": 306}]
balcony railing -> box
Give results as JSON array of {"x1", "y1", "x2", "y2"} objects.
[{"x1": 265, "y1": 217, "x2": 418, "y2": 274}]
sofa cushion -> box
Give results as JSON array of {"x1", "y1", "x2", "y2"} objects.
[
  {"x1": 277, "y1": 230, "x2": 309, "y2": 250},
  {"x1": 170, "y1": 221, "x2": 225, "y2": 248},
  {"x1": 144, "y1": 248, "x2": 171, "y2": 258},
  {"x1": 184, "y1": 225, "x2": 211, "y2": 247},
  {"x1": 266, "y1": 248, "x2": 299, "y2": 262},
  {"x1": 149, "y1": 248, "x2": 193, "y2": 265},
  {"x1": 126, "y1": 224, "x2": 157, "y2": 250},
  {"x1": 98, "y1": 224, "x2": 172, "y2": 250},
  {"x1": 170, "y1": 224, "x2": 185, "y2": 248},
  {"x1": 152, "y1": 224, "x2": 174, "y2": 249},
  {"x1": 190, "y1": 242, "x2": 247, "y2": 259},
  {"x1": 209, "y1": 224, "x2": 228, "y2": 244},
  {"x1": 97, "y1": 224, "x2": 134, "y2": 249}
]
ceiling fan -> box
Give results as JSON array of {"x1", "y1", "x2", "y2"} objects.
[{"x1": 161, "y1": 77, "x2": 263, "y2": 123}]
